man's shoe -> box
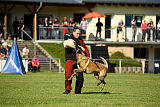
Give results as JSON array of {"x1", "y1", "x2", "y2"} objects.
[
  {"x1": 75, "y1": 92, "x2": 81, "y2": 94},
  {"x1": 63, "y1": 90, "x2": 70, "y2": 94},
  {"x1": 75, "y1": 91, "x2": 81, "y2": 94}
]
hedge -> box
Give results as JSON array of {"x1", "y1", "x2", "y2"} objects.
[{"x1": 109, "y1": 51, "x2": 141, "y2": 67}]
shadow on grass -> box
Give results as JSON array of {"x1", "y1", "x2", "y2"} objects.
[{"x1": 82, "y1": 92, "x2": 121, "y2": 94}]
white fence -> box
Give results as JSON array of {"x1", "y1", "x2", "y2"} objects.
[
  {"x1": 0, "y1": 58, "x2": 61, "y2": 73},
  {"x1": 0, "y1": 59, "x2": 28, "y2": 72},
  {"x1": 38, "y1": 26, "x2": 160, "y2": 42},
  {"x1": 93, "y1": 59, "x2": 160, "y2": 73}
]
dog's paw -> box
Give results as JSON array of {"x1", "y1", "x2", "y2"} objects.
[
  {"x1": 97, "y1": 82, "x2": 101, "y2": 86},
  {"x1": 100, "y1": 87, "x2": 104, "y2": 91},
  {"x1": 100, "y1": 84, "x2": 105, "y2": 91}
]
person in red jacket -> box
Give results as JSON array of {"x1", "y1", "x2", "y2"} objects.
[
  {"x1": 31, "y1": 56, "x2": 40, "y2": 72},
  {"x1": 63, "y1": 27, "x2": 90, "y2": 94}
]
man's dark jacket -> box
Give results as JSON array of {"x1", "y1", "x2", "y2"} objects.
[{"x1": 64, "y1": 33, "x2": 90, "y2": 61}]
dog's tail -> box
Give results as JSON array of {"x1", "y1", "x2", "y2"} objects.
[{"x1": 99, "y1": 56, "x2": 108, "y2": 69}]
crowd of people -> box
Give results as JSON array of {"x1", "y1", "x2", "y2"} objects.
[
  {"x1": 1, "y1": 16, "x2": 160, "y2": 43},
  {"x1": 38, "y1": 16, "x2": 88, "y2": 39},
  {"x1": 140, "y1": 19, "x2": 160, "y2": 42},
  {"x1": 39, "y1": 16, "x2": 160, "y2": 42},
  {"x1": 0, "y1": 36, "x2": 13, "y2": 59},
  {"x1": 117, "y1": 19, "x2": 160, "y2": 42},
  {"x1": 0, "y1": 17, "x2": 25, "y2": 41}
]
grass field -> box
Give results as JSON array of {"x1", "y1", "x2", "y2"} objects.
[{"x1": 0, "y1": 72, "x2": 160, "y2": 107}]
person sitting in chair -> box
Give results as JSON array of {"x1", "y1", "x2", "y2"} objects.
[{"x1": 31, "y1": 56, "x2": 40, "y2": 72}]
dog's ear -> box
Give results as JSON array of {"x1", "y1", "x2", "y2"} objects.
[
  {"x1": 77, "y1": 50, "x2": 82, "y2": 54},
  {"x1": 76, "y1": 49, "x2": 82, "y2": 54},
  {"x1": 76, "y1": 45, "x2": 87, "y2": 56},
  {"x1": 76, "y1": 48, "x2": 86, "y2": 56},
  {"x1": 79, "y1": 49, "x2": 86, "y2": 56},
  {"x1": 81, "y1": 50, "x2": 86, "y2": 56}
]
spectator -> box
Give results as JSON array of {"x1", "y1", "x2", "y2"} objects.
[
  {"x1": 150, "y1": 20, "x2": 156, "y2": 41},
  {"x1": 12, "y1": 17, "x2": 19, "y2": 39},
  {"x1": 96, "y1": 18, "x2": 103, "y2": 40},
  {"x1": 69, "y1": 17, "x2": 75, "y2": 33},
  {"x1": 18, "y1": 18, "x2": 25, "y2": 40},
  {"x1": 48, "y1": 17, "x2": 53, "y2": 39},
  {"x1": 5, "y1": 36, "x2": 13, "y2": 52},
  {"x1": 31, "y1": 56, "x2": 40, "y2": 72},
  {"x1": 22, "y1": 45, "x2": 29, "y2": 58},
  {"x1": 141, "y1": 20, "x2": 147, "y2": 42},
  {"x1": 157, "y1": 20, "x2": 160, "y2": 41},
  {"x1": 43, "y1": 17, "x2": 48, "y2": 39},
  {"x1": 62, "y1": 16, "x2": 69, "y2": 36},
  {"x1": 147, "y1": 19, "x2": 152, "y2": 41},
  {"x1": 80, "y1": 18, "x2": 88, "y2": 35},
  {"x1": 1, "y1": 38, "x2": 5, "y2": 44},
  {"x1": 117, "y1": 19, "x2": 125, "y2": 41},
  {"x1": 0, "y1": 45, "x2": 8, "y2": 59},
  {"x1": 28, "y1": 59, "x2": 32, "y2": 72},
  {"x1": 52, "y1": 18, "x2": 60, "y2": 39},
  {"x1": 131, "y1": 20, "x2": 137, "y2": 42}
]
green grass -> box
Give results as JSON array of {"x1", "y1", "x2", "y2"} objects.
[
  {"x1": 0, "y1": 72, "x2": 160, "y2": 107},
  {"x1": 39, "y1": 43, "x2": 66, "y2": 68}
]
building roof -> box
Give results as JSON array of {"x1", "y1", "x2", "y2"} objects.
[
  {"x1": 83, "y1": 0, "x2": 160, "y2": 4},
  {"x1": 1, "y1": 0, "x2": 82, "y2": 4},
  {"x1": 1, "y1": 0, "x2": 160, "y2": 4}
]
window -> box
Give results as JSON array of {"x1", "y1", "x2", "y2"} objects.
[
  {"x1": 125, "y1": 15, "x2": 132, "y2": 27},
  {"x1": 105, "y1": 14, "x2": 111, "y2": 38},
  {"x1": 73, "y1": 13, "x2": 85, "y2": 24},
  {"x1": 134, "y1": 48, "x2": 146, "y2": 58}
]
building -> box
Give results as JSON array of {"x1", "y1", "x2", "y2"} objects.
[{"x1": 0, "y1": 0, "x2": 160, "y2": 73}]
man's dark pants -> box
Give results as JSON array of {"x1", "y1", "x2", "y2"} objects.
[{"x1": 65, "y1": 60, "x2": 84, "y2": 93}]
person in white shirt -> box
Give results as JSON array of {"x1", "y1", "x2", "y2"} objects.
[
  {"x1": 22, "y1": 45, "x2": 29, "y2": 58},
  {"x1": 80, "y1": 18, "x2": 88, "y2": 35}
]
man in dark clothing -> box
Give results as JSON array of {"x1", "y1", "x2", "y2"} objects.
[
  {"x1": 43, "y1": 17, "x2": 48, "y2": 39},
  {"x1": 131, "y1": 20, "x2": 137, "y2": 42},
  {"x1": 12, "y1": 17, "x2": 19, "y2": 39},
  {"x1": 53, "y1": 18, "x2": 60, "y2": 39},
  {"x1": 96, "y1": 18, "x2": 103, "y2": 40},
  {"x1": 62, "y1": 16, "x2": 69, "y2": 36},
  {"x1": 18, "y1": 18, "x2": 24, "y2": 39},
  {"x1": 63, "y1": 27, "x2": 90, "y2": 94},
  {"x1": 69, "y1": 17, "x2": 75, "y2": 33}
]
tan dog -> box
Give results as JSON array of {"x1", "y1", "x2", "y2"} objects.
[{"x1": 69, "y1": 48, "x2": 108, "y2": 91}]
